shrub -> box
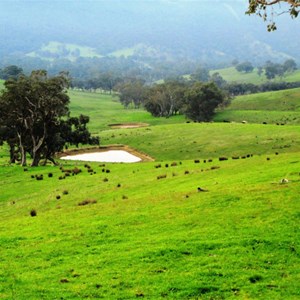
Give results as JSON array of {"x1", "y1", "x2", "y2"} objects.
[
  {"x1": 36, "y1": 175, "x2": 43, "y2": 180},
  {"x1": 219, "y1": 157, "x2": 228, "y2": 161},
  {"x1": 72, "y1": 167, "x2": 81, "y2": 175},
  {"x1": 249, "y1": 275, "x2": 263, "y2": 283},
  {"x1": 30, "y1": 209, "x2": 37, "y2": 217},
  {"x1": 78, "y1": 199, "x2": 97, "y2": 206},
  {"x1": 211, "y1": 166, "x2": 220, "y2": 170}
]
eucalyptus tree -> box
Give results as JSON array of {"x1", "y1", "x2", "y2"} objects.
[
  {"x1": 0, "y1": 70, "x2": 98, "y2": 166},
  {"x1": 144, "y1": 81, "x2": 186, "y2": 117},
  {"x1": 183, "y1": 82, "x2": 227, "y2": 122},
  {"x1": 247, "y1": 0, "x2": 300, "y2": 31},
  {"x1": 0, "y1": 70, "x2": 70, "y2": 166}
]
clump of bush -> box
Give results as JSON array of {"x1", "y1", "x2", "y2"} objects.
[
  {"x1": 72, "y1": 167, "x2": 82, "y2": 175},
  {"x1": 35, "y1": 174, "x2": 43, "y2": 181},
  {"x1": 78, "y1": 199, "x2": 97, "y2": 206},
  {"x1": 30, "y1": 209, "x2": 37, "y2": 217}
]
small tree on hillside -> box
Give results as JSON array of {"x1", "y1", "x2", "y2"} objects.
[
  {"x1": 144, "y1": 81, "x2": 186, "y2": 117},
  {"x1": 183, "y1": 82, "x2": 227, "y2": 122},
  {"x1": 235, "y1": 61, "x2": 254, "y2": 73}
]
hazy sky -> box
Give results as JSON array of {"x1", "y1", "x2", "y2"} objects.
[{"x1": 0, "y1": 0, "x2": 299, "y2": 62}]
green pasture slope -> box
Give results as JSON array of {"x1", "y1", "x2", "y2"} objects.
[
  {"x1": 210, "y1": 67, "x2": 300, "y2": 84},
  {"x1": 68, "y1": 90, "x2": 185, "y2": 132},
  {"x1": 215, "y1": 87, "x2": 300, "y2": 125},
  {"x1": 0, "y1": 79, "x2": 4, "y2": 90},
  {"x1": 0, "y1": 148, "x2": 299, "y2": 299},
  {"x1": 101, "y1": 122, "x2": 300, "y2": 160},
  {"x1": 0, "y1": 89, "x2": 300, "y2": 299}
]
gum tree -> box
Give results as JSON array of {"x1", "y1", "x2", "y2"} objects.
[
  {"x1": 0, "y1": 70, "x2": 98, "y2": 166},
  {"x1": 247, "y1": 0, "x2": 300, "y2": 30}
]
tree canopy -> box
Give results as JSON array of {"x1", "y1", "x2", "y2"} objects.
[
  {"x1": 0, "y1": 70, "x2": 99, "y2": 166},
  {"x1": 183, "y1": 82, "x2": 228, "y2": 122},
  {"x1": 247, "y1": 0, "x2": 300, "y2": 31}
]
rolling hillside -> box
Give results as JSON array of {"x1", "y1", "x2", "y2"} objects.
[
  {"x1": 211, "y1": 67, "x2": 300, "y2": 84},
  {"x1": 0, "y1": 83, "x2": 299, "y2": 299},
  {"x1": 214, "y1": 87, "x2": 300, "y2": 125}
]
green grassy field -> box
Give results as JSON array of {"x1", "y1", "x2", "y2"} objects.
[
  {"x1": 0, "y1": 83, "x2": 300, "y2": 299},
  {"x1": 0, "y1": 79, "x2": 4, "y2": 90},
  {"x1": 68, "y1": 90, "x2": 186, "y2": 133},
  {"x1": 210, "y1": 67, "x2": 300, "y2": 84},
  {"x1": 0, "y1": 146, "x2": 299, "y2": 299},
  {"x1": 101, "y1": 122, "x2": 300, "y2": 160},
  {"x1": 215, "y1": 88, "x2": 300, "y2": 125}
]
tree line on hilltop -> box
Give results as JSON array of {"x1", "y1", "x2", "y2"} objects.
[{"x1": 234, "y1": 59, "x2": 298, "y2": 80}]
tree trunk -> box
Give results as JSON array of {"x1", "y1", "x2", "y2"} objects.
[
  {"x1": 9, "y1": 144, "x2": 16, "y2": 164},
  {"x1": 20, "y1": 145, "x2": 26, "y2": 166},
  {"x1": 17, "y1": 132, "x2": 27, "y2": 166},
  {"x1": 31, "y1": 150, "x2": 41, "y2": 167}
]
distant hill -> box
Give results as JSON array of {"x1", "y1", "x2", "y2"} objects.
[
  {"x1": 26, "y1": 42, "x2": 103, "y2": 61},
  {"x1": 1, "y1": 0, "x2": 300, "y2": 69}
]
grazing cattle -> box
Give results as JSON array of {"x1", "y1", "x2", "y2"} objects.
[{"x1": 194, "y1": 159, "x2": 200, "y2": 164}]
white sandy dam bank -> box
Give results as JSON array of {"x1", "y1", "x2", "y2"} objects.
[{"x1": 60, "y1": 150, "x2": 142, "y2": 163}]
